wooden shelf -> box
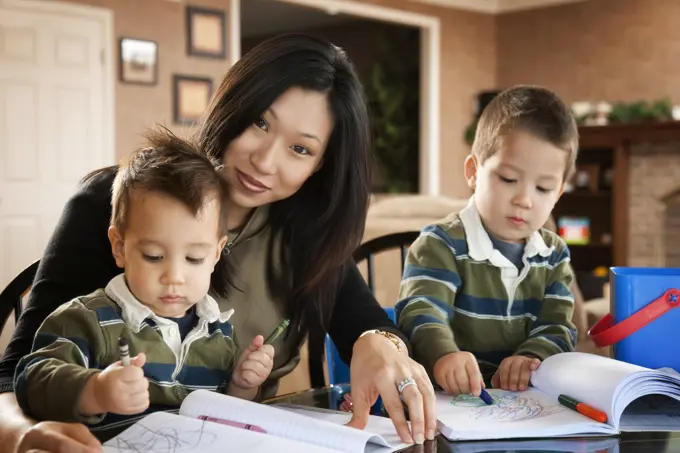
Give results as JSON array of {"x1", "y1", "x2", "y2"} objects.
[
  {"x1": 567, "y1": 243, "x2": 612, "y2": 249},
  {"x1": 579, "y1": 120, "x2": 680, "y2": 149},
  {"x1": 561, "y1": 191, "x2": 612, "y2": 199}
]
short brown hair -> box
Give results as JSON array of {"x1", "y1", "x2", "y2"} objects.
[
  {"x1": 472, "y1": 85, "x2": 579, "y2": 180},
  {"x1": 111, "y1": 128, "x2": 230, "y2": 236}
]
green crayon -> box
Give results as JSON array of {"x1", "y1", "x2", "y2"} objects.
[{"x1": 265, "y1": 318, "x2": 290, "y2": 344}]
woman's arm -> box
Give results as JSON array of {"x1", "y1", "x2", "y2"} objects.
[
  {"x1": 0, "y1": 389, "x2": 101, "y2": 453},
  {"x1": 0, "y1": 169, "x2": 117, "y2": 452},
  {"x1": 0, "y1": 169, "x2": 118, "y2": 390},
  {"x1": 327, "y1": 262, "x2": 410, "y2": 363},
  {"x1": 328, "y1": 262, "x2": 436, "y2": 446}
]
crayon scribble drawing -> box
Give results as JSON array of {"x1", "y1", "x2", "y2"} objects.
[
  {"x1": 109, "y1": 420, "x2": 217, "y2": 453},
  {"x1": 450, "y1": 392, "x2": 564, "y2": 422}
]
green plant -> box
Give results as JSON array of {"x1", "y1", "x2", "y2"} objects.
[
  {"x1": 608, "y1": 98, "x2": 673, "y2": 123},
  {"x1": 362, "y1": 33, "x2": 419, "y2": 194},
  {"x1": 464, "y1": 120, "x2": 477, "y2": 146}
]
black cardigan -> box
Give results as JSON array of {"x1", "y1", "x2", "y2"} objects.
[{"x1": 0, "y1": 168, "x2": 408, "y2": 391}]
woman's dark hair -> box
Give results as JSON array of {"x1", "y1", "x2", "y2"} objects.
[{"x1": 196, "y1": 33, "x2": 372, "y2": 345}]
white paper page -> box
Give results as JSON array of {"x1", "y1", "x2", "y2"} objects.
[
  {"x1": 277, "y1": 405, "x2": 410, "y2": 453},
  {"x1": 435, "y1": 389, "x2": 615, "y2": 441},
  {"x1": 178, "y1": 390, "x2": 390, "y2": 453},
  {"x1": 531, "y1": 352, "x2": 648, "y2": 425},
  {"x1": 103, "y1": 411, "x2": 343, "y2": 453},
  {"x1": 445, "y1": 436, "x2": 620, "y2": 453},
  {"x1": 619, "y1": 395, "x2": 680, "y2": 432}
]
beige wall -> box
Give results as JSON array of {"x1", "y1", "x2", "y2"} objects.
[
  {"x1": 497, "y1": 0, "x2": 680, "y2": 106},
  {"x1": 64, "y1": 0, "x2": 496, "y2": 199},
  {"x1": 64, "y1": 0, "x2": 234, "y2": 161},
  {"x1": 63, "y1": 0, "x2": 680, "y2": 197}
]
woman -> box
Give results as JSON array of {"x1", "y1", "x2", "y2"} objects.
[{"x1": 0, "y1": 34, "x2": 435, "y2": 452}]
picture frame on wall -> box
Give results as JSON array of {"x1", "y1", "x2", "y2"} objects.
[
  {"x1": 186, "y1": 6, "x2": 227, "y2": 59},
  {"x1": 173, "y1": 75, "x2": 213, "y2": 125},
  {"x1": 119, "y1": 37, "x2": 158, "y2": 85}
]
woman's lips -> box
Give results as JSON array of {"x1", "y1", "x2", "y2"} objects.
[{"x1": 236, "y1": 170, "x2": 270, "y2": 194}]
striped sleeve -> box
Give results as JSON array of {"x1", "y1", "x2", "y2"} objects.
[
  {"x1": 515, "y1": 244, "x2": 577, "y2": 359},
  {"x1": 395, "y1": 226, "x2": 461, "y2": 375},
  {"x1": 14, "y1": 299, "x2": 106, "y2": 423}
]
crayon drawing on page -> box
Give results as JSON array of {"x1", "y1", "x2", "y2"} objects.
[
  {"x1": 107, "y1": 420, "x2": 219, "y2": 453},
  {"x1": 450, "y1": 392, "x2": 565, "y2": 422}
]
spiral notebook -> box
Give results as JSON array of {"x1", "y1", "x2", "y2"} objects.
[
  {"x1": 102, "y1": 390, "x2": 407, "y2": 453},
  {"x1": 436, "y1": 352, "x2": 680, "y2": 441}
]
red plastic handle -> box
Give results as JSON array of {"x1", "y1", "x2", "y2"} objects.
[{"x1": 588, "y1": 288, "x2": 680, "y2": 348}]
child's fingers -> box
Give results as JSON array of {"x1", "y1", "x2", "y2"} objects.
[
  {"x1": 491, "y1": 372, "x2": 500, "y2": 389},
  {"x1": 498, "y1": 360, "x2": 511, "y2": 390},
  {"x1": 240, "y1": 359, "x2": 270, "y2": 378},
  {"x1": 250, "y1": 335, "x2": 264, "y2": 349},
  {"x1": 247, "y1": 350, "x2": 274, "y2": 368},
  {"x1": 258, "y1": 344, "x2": 275, "y2": 359},
  {"x1": 239, "y1": 367, "x2": 269, "y2": 386},
  {"x1": 529, "y1": 358, "x2": 541, "y2": 370},
  {"x1": 453, "y1": 367, "x2": 471, "y2": 394},
  {"x1": 466, "y1": 362, "x2": 482, "y2": 397},
  {"x1": 125, "y1": 376, "x2": 149, "y2": 394},
  {"x1": 131, "y1": 353, "x2": 146, "y2": 368},
  {"x1": 119, "y1": 364, "x2": 145, "y2": 383},
  {"x1": 507, "y1": 359, "x2": 524, "y2": 391},
  {"x1": 443, "y1": 370, "x2": 458, "y2": 395},
  {"x1": 518, "y1": 362, "x2": 533, "y2": 391}
]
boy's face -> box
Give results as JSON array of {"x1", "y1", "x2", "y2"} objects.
[
  {"x1": 108, "y1": 191, "x2": 227, "y2": 318},
  {"x1": 465, "y1": 130, "x2": 566, "y2": 244}
]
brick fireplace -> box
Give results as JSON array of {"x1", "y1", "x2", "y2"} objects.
[{"x1": 628, "y1": 141, "x2": 680, "y2": 267}]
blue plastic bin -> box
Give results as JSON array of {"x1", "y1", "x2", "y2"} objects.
[{"x1": 609, "y1": 267, "x2": 680, "y2": 372}]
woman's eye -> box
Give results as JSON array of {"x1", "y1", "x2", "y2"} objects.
[
  {"x1": 187, "y1": 257, "x2": 205, "y2": 265},
  {"x1": 142, "y1": 254, "x2": 162, "y2": 262},
  {"x1": 255, "y1": 117, "x2": 268, "y2": 132},
  {"x1": 291, "y1": 145, "x2": 310, "y2": 156},
  {"x1": 499, "y1": 175, "x2": 516, "y2": 184}
]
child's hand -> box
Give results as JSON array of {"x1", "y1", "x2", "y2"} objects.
[
  {"x1": 433, "y1": 351, "x2": 484, "y2": 396},
  {"x1": 491, "y1": 355, "x2": 541, "y2": 391},
  {"x1": 81, "y1": 353, "x2": 149, "y2": 416},
  {"x1": 231, "y1": 335, "x2": 275, "y2": 390}
]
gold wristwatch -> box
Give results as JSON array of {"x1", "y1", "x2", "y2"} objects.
[{"x1": 360, "y1": 329, "x2": 404, "y2": 354}]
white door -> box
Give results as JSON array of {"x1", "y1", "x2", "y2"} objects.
[{"x1": 0, "y1": 1, "x2": 114, "y2": 291}]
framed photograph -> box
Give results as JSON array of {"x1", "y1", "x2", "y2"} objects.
[
  {"x1": 173, "y1": 75, "x2": 213, "y2": 125},
  {"x1": 186, "y1": 6, "x2": 227, "y2": 59},
  {"x1": 119, "y1": 38, "x2": 158, "y2": 85}
]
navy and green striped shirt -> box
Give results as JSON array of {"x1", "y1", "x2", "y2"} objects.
[
  {"x1": 14, "y1": 274, "x2": 238, "y2": 434},
  {"x1": 396, "y1": 200, "x2": 576, "y2": 379}
]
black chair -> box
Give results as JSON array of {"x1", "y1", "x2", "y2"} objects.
[
  {"x1": 0, "y1": 260, "x2": 39, "y2": 334},
  {"x1": 307, "y1": 231, "x2": 420, "y2": 388}
]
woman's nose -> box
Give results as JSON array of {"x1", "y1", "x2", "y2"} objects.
[{"x1": 250, "y1": 143, "x2": 278, "y2": 175}]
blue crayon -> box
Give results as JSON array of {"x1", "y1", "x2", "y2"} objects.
[{"x1": 479, "y1": 389, "x2": 494, "y2": 405}]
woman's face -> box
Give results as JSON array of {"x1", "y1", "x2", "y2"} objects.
[{"x1": 223, "y1": 87, "x2": 333, "y2": 225}]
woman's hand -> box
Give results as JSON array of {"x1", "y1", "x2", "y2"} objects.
[
  {"x1": 345, "y1": 332, "x2": 436, "y2": 445},
  {"x1": 16, "y1": 421, "x2": 101, "y2": 453}
]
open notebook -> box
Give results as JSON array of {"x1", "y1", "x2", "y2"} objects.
[
  {"x1": 103, "y1": 389, "x2": 408, "y2": 453},
  {"x1": 437, "y1": 352, "x2": 680, "y2": 441}
]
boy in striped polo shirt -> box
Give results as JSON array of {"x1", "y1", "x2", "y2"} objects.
[
  {"x1": 15, "y1": 130, "x2": 274, "y2": 432},
  {"x1": 397, "y1": 85, "x2": 578, "y2": 397}
]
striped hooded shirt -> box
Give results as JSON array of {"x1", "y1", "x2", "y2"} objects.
[
  {"x1": 396, "y1": 198, "x2": 576, "y2": 379},
  {"x1": 14, "y1": 274, "x2": 237, "y2": 433}
]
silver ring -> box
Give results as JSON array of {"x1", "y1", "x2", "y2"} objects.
[{"x1": 397, "y1": 377, "x2": 417, "y2": 394}]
